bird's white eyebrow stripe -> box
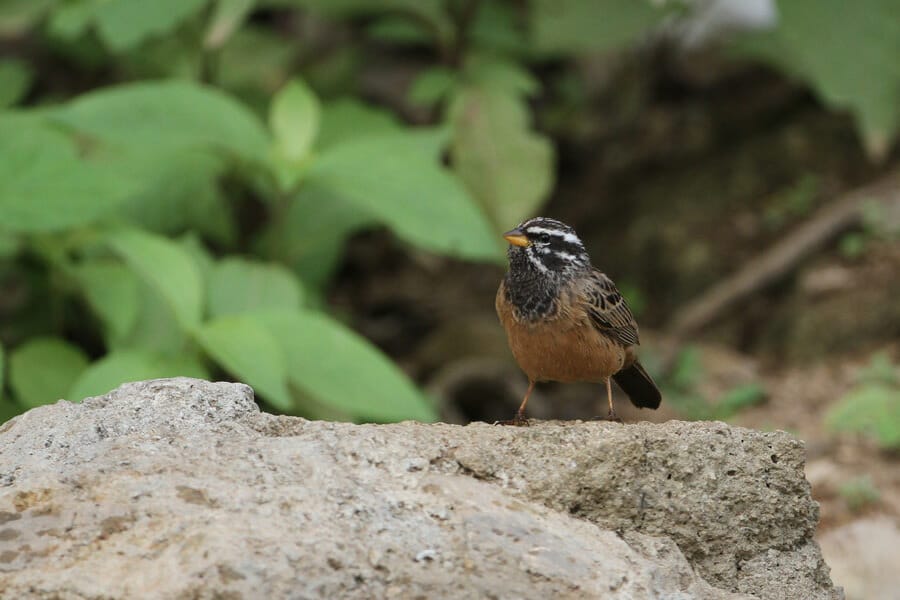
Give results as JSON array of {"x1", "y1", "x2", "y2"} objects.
[
  {"x1": 553, "y1": 250, "x2": 580, "y2": 261},
  {"x1": 524, "y1": 226, "x2": 581, "y2": 245}
]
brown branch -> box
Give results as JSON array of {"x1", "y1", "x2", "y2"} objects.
[{"x1": 665, "y1": 169, "x2": 900, "y2": 340}]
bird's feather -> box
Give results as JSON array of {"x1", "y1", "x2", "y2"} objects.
[{"x1": 583, "y1": 270, "x2": 640, "y2": 347}]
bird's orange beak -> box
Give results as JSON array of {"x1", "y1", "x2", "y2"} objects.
[{"x1": 503, "y1": 228, "x2": 530, "y2": 247}]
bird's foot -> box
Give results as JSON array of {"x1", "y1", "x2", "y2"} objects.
[
  {"x1": 592, "y1": 411, "x2": 623, "y2": 424},
  {"x1": 494, "y1": 412, "x2": 531, "y2": 427}
]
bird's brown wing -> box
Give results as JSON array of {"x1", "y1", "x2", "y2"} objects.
[{"x1": 582, "y1": 269, "x2": 640, "y2": 348}]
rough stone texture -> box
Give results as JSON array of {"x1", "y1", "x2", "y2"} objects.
[{"x1": 0, "y1": 378, "x2": 839, "y2": 599}]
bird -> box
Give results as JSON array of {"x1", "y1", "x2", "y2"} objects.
[{"x1": 495, "y1": 217, "x2": 661, "y2": 423}]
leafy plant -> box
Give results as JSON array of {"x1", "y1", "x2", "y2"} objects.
[
  {"x1": 2, "y1": 0, "x2": 899, "y2": 425},
  {"x1": 0, "y1": 74, "x2": 504, "y2": 423},
  {"x1": 825, "y1": 354, "x2": 900, "y2": 450},
  {"x1": 732, "y1": 0, "x2": 900, "y2": 158}
]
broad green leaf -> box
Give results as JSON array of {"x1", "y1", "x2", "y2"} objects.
[
  {"x1": 179, "y1": 233, "x2": 216, "y2": 283},
  {"x1": 733, "y1": 0, "x2": 900, "y2": 157},
  {"x1": 47, "y1": 0, "x2": 99, "y2": 39},
  {"x1": 463, "y1": 54, "x2": 538, "y2": 96},
  {"x1": 269, "y1": 79, "x2": 320, "y2": 163},
  {"x1": 73, "y1": 260, "x2": 140, "y2": 344},
  {"x1": 10, "y1": 337, "x2": 90, "y2": 408},
  {"x1": 114, "y1": 279, "x2": 189, "y2": 354},
  {"x1": 367, "y1": 15, "x2": 434, "y2": 45},
  {"x1": 257, "y1": 310, "x2": 436, "y2": 422},
  {"x1": 257, "y1": 183, "x2": 373, "y2": 288},
  {"x1": 449, "y1": 87, "x2": 554, "y2": 230},
  {"x1": 208, "y1": 257, "x2": 304, "y2": 317},
  {"x1": 0, "y1": 0, "x2": 56, "y2": 36},
  {"x1": 531, "y1": 0, "x2": 665, "y2": 56},
  {"x1": 102, "y1": 146, "x2": 234, "y2": 244},
  {"x1": 194, "y1": 314, "x2": 292, "y2": 410},
  {"x1": 69, "y1": 351, "x2": 209, "y2": 401},
  {"x1": 0, "y1": 397, "x2": 22, "y2": 424},
  {"x1": 105, "y1": 228, "x2": 204, "y2": 330},
  {"x1": 317, "y1": 98, "x2": 401, "y2": 150},
  {"x1": 0, "y1": 59, "x2": 33, "y2": 107},
  {"x1": 94, "y1": 0, "x2": 207, "y2": 51},
  {"x1": 469, "y1": 1, "x2": 528, "y2": 56},
  {"x1": 307, "y1": 129, "x2": 502, "y2": 261},
  {"x1": 204, "y1": 0, "x2": 256, "y2": 49},
  {"x1": 217, "y1": 26, "x2": 296, "y2": 96},
  {"x1": 52, "y1": 81, "x2": 270, "y2": 161},
  {"x1": 408, "y1": 67, "x2": 457, "y2": 107},
  {"x1": 0, "y1": 120, "x2": 133, "y2": 232}
]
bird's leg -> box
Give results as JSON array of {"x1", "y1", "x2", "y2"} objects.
[
  {"x1": 605, "y1": 378, "x2": 622, "y2": 423},
  {"x1": 515, "y1": 380, "x2": 535, "y2": 423},
  {"x1": 497, "y1": 380, "x2": 535, "y2": 426}
]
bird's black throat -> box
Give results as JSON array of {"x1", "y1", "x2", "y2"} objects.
[{"x1": 504, "y1": 251, "x2": 570, "y2": 320}]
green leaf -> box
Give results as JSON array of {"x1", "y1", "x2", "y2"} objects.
[
  {"x1": 531, "y1": 0, "x2": 665, "y2": 56},
  {"x1": 73, "y1": 260, "x2": 141, "y2": 344},
  {"x1": 93, "y1": 0, "x2": 208, "y2": 51},
  {"x1": 257, "y1": 310, "x2": 436, "y2": 422},
  {"x1": 52, "y1": 80, "x2": 270, "y2": 161},
  {"x1": 10, "y1": 337, "x2": 90, "y2": 408},
  {"x1": 449, "y1": 86, "x2": 554, "y2": 230},
  {"x1": 408, "y1": 67, "x2": 458, "y2": 107},
  {"x1": 217, "y1": 25, "x2": 296, "y2": 96},
  {"x1": 0, "y1": 397, "x2": 23, "y2": 424},
  {"x1": 307, "y1": 129, "x2": 502, "y2": 261},
  {"x1": 733, "y1": 0, "x2": 900, "y2": 157},
  {"x1": 317, "y1": 98, "x2": 401, "y2": 150},
  {"x1": 0, "y1": 0, "x2": 55, "y2": 35},
  {"x1": 103, "y1": 146, "x2": 234, "y2": 244},
  {"x1": 367, "y1": 15, "x2": 434, "y2": 45},
  {"x1": 0, "y1": 119, "x2": 134, "y2": 232},
  {"x1": 194, "y1": 314, "x2": 292, "y2": 410},
  {"x1": 208, "y1": 257, "x2": 304, "y2": 317},
  {"x1": 105, "y1": 228, "x2": 204, "y2": 330},
  {"x1": 0, "y1": 59, "x2": 33, "y2": 108},
  {"x1": 269, "y1": 78, "x2": 321, "y2": 163},
  {"x1": 114, "y1": 279, "x2": 189, "y2": 354},
  {"x1": 257, "y1": 183, "x2": 373, "y2": 288},
  {"x1": 826, "y1": 383, "x2": 900, "y2": 449},
  {"x1": 204, "y1": 0, "x2": 256, "y2": 49},
  {"x1": 463, "y1": 54, "x2": 538, "y2": 96},
  {"x1": 69, "y1": 350, "x2": 209, "y2": 401}
]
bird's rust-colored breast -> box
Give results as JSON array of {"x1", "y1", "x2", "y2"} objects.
[{"x1": 496, "y1": 281, "x2": 629, "y2": 383}]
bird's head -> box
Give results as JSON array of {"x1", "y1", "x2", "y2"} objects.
[{"x1": 503, "y1": 217, "x2": 590, "y2": 279}]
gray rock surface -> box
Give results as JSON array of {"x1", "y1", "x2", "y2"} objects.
[{"x1": 0, "y1": 378, "x2": 839, "y2": 599}]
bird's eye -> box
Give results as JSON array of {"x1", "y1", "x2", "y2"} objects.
[{"x1": 537, "y1": 233, "x2": 551, "y2": 243}]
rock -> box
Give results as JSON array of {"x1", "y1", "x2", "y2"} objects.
[
  {"x1": 818, "y1": 516, "x2": 900, "y2": 600},
  {"x1": 0, "y1": 378, "x2": 839, "y2": 599}
]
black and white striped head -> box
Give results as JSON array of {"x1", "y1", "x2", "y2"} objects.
[{"x1": 503, "y1": 217, "x2": 591, "y2": 279}]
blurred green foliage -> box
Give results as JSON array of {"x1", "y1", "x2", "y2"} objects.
[
  {"x1": 826, "y1": 354, "x2": 900, "y2": 450},
  {"x1": 663, "y1": 346, "x2": 767, "y2": 421},
  {"x1": 838, "y1": 475, "x2": 881, "y2": 513},
  {"x1": 0, "y1": 0, "x2": 898, "y2": 422}
]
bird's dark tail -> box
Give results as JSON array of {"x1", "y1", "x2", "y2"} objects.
[{"x1": 613, "y1": 361, "x2": 662, "y2": 409}]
